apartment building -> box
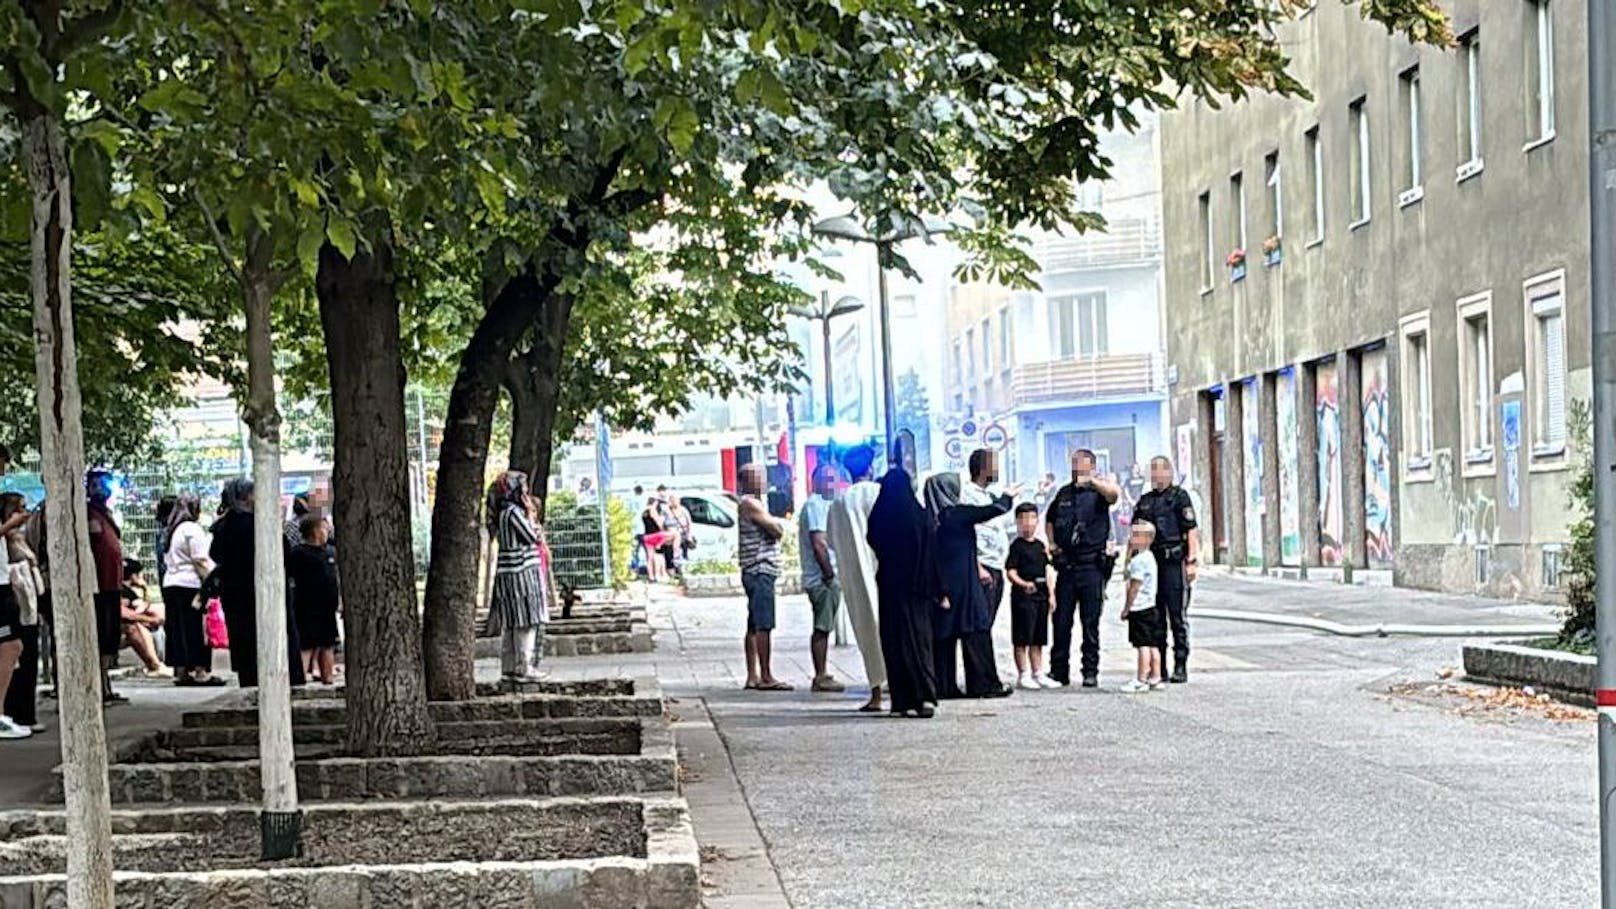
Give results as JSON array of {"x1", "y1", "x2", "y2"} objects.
[
  {"x1": 1160, "y1": 1, "x2": 1587, "y2": 598},
  {"x1": 943, "y1": 114, "x2": 1168, "y2": 483}
]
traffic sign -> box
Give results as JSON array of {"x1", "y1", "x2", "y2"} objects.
[
  {"x1": 960, "y1": 419, "x2": 978, "y2": 438},
  {"x1": 981, "y1": 422, "x2": 1009, "y2": 452},
  {"x1": 944, "y1": 437, "x2": 964, "y2": 459}
]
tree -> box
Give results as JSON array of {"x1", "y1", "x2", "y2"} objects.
[
  {"x1": 893, "y1": 369, "x2": 933, "y2": 470},
  {"x1": 0, "y1": 2, "x2": 131, "y2": 904},
  {"x1": 1562, "y1": 400, "x2": 1594, "y2": 644}
]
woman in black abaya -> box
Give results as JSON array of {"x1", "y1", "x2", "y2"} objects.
[
  {"x1": 925, "y1": 472, "x2": 1015, "y2": 699},
  {"x1": 866, "y1": 467, "x2": 938, "y2": 718}
]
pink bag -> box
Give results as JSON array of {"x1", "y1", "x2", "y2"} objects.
[{"x1": 204, "y1": 598, "x2": 230, "y2": 649}]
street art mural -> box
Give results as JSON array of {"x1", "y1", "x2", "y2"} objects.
[
  {"x1": 1433, "y1": 450, "x2": 1498, "y2": 545},
  {"x1": 1315, "y1": 361, "x2": 1344, "y2": 565},
  {"x1": 1502, "y1": 399, "x2": 1522, "y2": 511},
  {"x1": 1362, "y1": 348, "x2": 1394, "y2": 568},
  {"x1": 1242, "y1": 378, "x2": 1263, "y2": 566},
  {"x1": 1276, "y1": 368, "x2": 1302, "y2": 565}
]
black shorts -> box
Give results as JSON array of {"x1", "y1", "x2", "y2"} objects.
[
  {"x1": 0, "y1": 585, "x2": 19, "y2": 644},
  {"x1": 94, "y1": 591, "x2": 122, "y2": 657},
  {"x1": 1128, "y1": 608, "x2": 1167, "y2": 648},
  {"x1": 1010, "y1": 592, "x2": 1049, "y2": 646}
]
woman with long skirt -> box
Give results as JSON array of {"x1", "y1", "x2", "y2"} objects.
[
  {"x1": 865, "y1": 466, "x2": 938, "y2": 718},
  {"x1": 209, "y1": 479, "x2": 304, "y2": 688},
  {"x1": 924, "y1": 473, "x2": 1015, "y2": 699},
  {"x1": 486, "y1": 471, "x2": 549, "y2": 682}
]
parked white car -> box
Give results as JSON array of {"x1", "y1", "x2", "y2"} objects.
[{"x1": 673, "y1": 489, "x2": 740, "y2": 566}]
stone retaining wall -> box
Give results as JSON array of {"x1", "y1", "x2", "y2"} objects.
[
  {"x1": 0, "y1": 797, "x2": 698, "y2": 908},
  {"x1": 1461, "y1": 641, "x2": 1595, "y2": 706},
  {"x1": 683, "y1": 572, "x2": 803, "y2": 598},
  {"x1": 142, "y1": 717, "x2": 643, "y2": 760},
  {"x1": 189, "y1": 682, "x2": 663, "y2": 729}
]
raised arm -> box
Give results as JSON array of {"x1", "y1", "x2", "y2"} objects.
[{"x1": 740, "y1": 497, "x2": 784, "y2": 541}]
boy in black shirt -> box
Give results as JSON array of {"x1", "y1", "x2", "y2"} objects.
[
  {"x1": 288, "y1": 515, "x2": 341, "y2": 685},
  {"x1": 1005, "y1": 503, "x2": 1059, "y2": 690}
]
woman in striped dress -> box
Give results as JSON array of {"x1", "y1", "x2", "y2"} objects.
[{"x1": 486, "y1": 471, "x2": 548, "y2": 681}]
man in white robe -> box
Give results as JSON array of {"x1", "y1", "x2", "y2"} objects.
[{"x1": 826, "y1": 445, "x2": 885, "y2": 712}]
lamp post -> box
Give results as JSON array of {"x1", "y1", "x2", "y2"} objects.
[
  {"x1": 810, "y1": 212, "x2": 951, "y2": 460},
  {"x1": 790, "y1": 291, "x2": 865, "y2": 426}
]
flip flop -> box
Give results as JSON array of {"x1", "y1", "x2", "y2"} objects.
[
  {"x1": 857, "y1": 703, "x2": 884, "y2": 714},
  {"x1": 757, "y1": 680, "x2": 794, "y2": 691},
  {"x1": 743, "y1": 682, "x2": 760, "y2": 690}
]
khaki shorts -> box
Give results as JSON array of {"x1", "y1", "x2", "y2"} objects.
[{"x1": 806, "y1": 579, "x2": 841, "y2": 633}]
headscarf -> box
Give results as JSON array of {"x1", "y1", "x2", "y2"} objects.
[
  {"x1": 220, "y1": 477, "x2": 254, "y2": 515},
  {"x1": 486, "y1": 470, "x2": 529, "y2": 533},
  {"x1": 866, "y1": 468, "x2": 925, "y2": 569},
  {"x1": 923, "y1": 472, "x2": 963, "y2": 526}
]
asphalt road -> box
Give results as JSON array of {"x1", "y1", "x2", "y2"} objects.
[{"x1": 655, "y1": 578, "x2": 1594, "y2": 908}]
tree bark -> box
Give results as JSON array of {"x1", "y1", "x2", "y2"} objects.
[
  {"x1": 239, "y1": 236, "x2": 300, "y2": 857},
  {"x1": 422, "y1": 271, "x2": 549, "y2": 700},
  {"x1": 504, "y1": 293, "x2": 575, "y2": 518},
  {"x1": 315, "y1": 230, "x2": 435, "y2": 756},
  {"x1": 23, "y1": 108, "x2": 115, "y2": 909}
]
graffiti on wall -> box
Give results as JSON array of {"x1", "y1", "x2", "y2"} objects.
[
  {"x1": 1242, "y1": 377, "x2": 1263, "y2": 566},
  {"x1": 1362, "y1": 348, "x2": 1394, "y2": 568},
  {"x1": 1432, "y1": 450, "x2": 1498, "y2": 545},
  {"x1": 1315, "y1": 361, "x2": 1344, "y2": 565},
  {"x1": 1276, "y1": 368, "x2": 1302, "y2": 565},
  {"x1": 1501, "y1": 399, "x2": 1521, "y2": 511}
]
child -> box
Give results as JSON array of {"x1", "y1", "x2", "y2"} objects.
[
  {"x1": 1005, "y1": 503, "x2": 1059, "y2": 690},
  {"x1": 288, "y1": 514, "x2": 341, "y2": 685},
  {"x1": 1118, "y1": 520, "x2": 1164, "y2": 693}
]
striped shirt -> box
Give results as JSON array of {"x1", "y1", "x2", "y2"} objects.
[{"x1": 737, "y1": 495, "x2": 780, "y2": 576}]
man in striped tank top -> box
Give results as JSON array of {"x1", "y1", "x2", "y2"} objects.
[{"x1": 738, "y1": 463, "x2": 792, "y2": 691}]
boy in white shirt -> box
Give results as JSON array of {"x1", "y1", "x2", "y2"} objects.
[{"x1": 1118, "y1": 520, "x2": 1164, "y2": 693}]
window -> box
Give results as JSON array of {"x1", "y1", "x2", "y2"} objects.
[
  {"x1": 1198, "y1": 191, "x2": 1214, "y2": 289},
  {"x1": 1526, "y1": 272, "x2": 1567, "y2": 456},
  {"x1": 952, "y1": 340, "x2": 963, "y2": 387},
  {"x1": 1529, "y1": 0, "x2": 1555, "y2": 143},
  {"x1": 1230, "y1": 171, "x2": 1247, "y2": 254},
  {"x1": 1399, "y1": 67, "x2": 1422, "y2": 200},
  {"x1": 997, "y1": 307, "x2": 1011, "y2": 369},
  {"x1": 965, "y1": 327, "x2": 976, "y2": 381},
  {"x1": 1458, "y1": 31, "x2": 1483, "y2": 173},
  {"x1": 1399, "y1": 313, "x2": 1433, "y2": 470},
  {"x1": 1457, "y1": 293, "x2": 1494, "y2": 466},
  {"x1": 1306, "y1": 127, "x2": 1324, "y2": 242},
  {"x1": 1052, "y1": 292, "x2": 1108, "y2": 358},
  {"x1": 980, "y1": 318, "x2": 992, "y2": 375},
  {"x1": 1264, "y1": 151, "x2": 1282, "y2": 241},
  {"x1": 1349, "y1": 98, "x2": 1370, "y2": 225}
]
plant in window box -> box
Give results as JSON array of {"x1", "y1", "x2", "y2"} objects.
[
  {"x1": 1262, "y1": 234, "x2": 1282, "y2": 266},
  {"x1": 1226, "y1": 248, "x2": 1247, "y2": 282}
]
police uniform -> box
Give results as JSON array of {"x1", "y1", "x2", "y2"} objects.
[
  {"x1": 1045, "y1": 479, "x2": 1113, "y2": 686},
  {"x1": 1133, "y1": 484, "x2": 1197, "y2": 680}
]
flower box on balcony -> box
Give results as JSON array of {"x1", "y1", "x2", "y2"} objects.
[{"x1": 1225, "y1": 248, "x2": 1247, "y2": 283}]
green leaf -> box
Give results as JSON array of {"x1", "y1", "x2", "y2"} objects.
[
  {"x1": 326, "y1": 216, "x2": 358, "y2": 261},
  {"x1": 290, "y1": 177, "x2": 321, "y2": 208},
  {"x1": 297, "y1": 222, "x2": 325, "y2": 273},
  {"x1": 70, "y1": 141, "x2": 111, "y2": 230}
]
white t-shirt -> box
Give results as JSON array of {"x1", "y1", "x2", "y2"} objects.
[
  {"x1": 1126, "y1": 549, "x2": 1158, "y2": 610},
  {"x1": 163, "y1": 521, "x2": 214, "y2": 590},
  {"x1": 797, "y1": 494, "x2": 836, "y2": 587}
]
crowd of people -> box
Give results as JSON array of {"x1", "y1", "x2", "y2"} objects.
[
  {"x1": 0, "y1": 446, "x2": 347, "y2": 740},
  {"x1": 635, "y1": 485, "x2": 696, "y2": 582},
  {"x1": 734, "y1": 444, "x2": 1201, "y2": 717}
]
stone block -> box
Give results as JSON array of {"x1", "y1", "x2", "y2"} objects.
[
  {"x1": 319, "y1": 759, "x2": 366, "y2": 799},
  {"x1": 263, "y1": 871, "x2": 309, "y2": 907},
  {"x1": 414, "y1": 864, "x2": 482, "y2": 906},
  {"x1": 577, "y1": 863, "x2": 646, "y2": 909},
  {"x1": 1462, "y1": 641, "x2": 1596, "y2": 705},
  {"x1": 365, "y1": 760, "x2": 406, "y2": 798},
  {"x1": 304, "y1": 869, "x2": 369, "y2": 908},
  {"x1": 363, "y1": 868, "x2": 416, "y2": 908},
  {"x1": 474, "y1": 867, "x2": 536, "y2": 909},
  {"x1": 528, "y1": 865, "x2": 587, "y2": 908}
]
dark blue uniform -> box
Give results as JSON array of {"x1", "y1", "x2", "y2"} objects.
[
  {"x1": 1046, "y1": 480, "x2": 1114, "y2": 685},
  {"x1": 1134, "y1": 485, "x2": 1197, "y2": 678}
]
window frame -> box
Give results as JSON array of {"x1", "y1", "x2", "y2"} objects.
[
  {"x1": 1349, "y1": 97, "x2": 1371, "y2": 228},
  {"x1": 980, "y1": 317, "x2": 992, "y2": 378},
  {"x1": 1198, "y1": 190, "x2": 1214, "y2": 292},
  {"x1": 1306, "y1": 126, "x2": 1324, "y2": 245},
  {"x1": 1456, "y1": 291, "x2": 1496, "y2": 475},
  {"x1": 1527, "y1": 0, "x2": 1556, "y2": 149},
  {"x1": 1264, "y1": 150, "x2": 1282, "y2": 243},
  {"x1": 1398, "y1": 66, "x2": 1424, "y2": 205},
  {"x1": 1399, "y1": 311, "x2": 1435, "y2": 480},
  {"x1": 1457, "y1": 31, "x2": 1485, "y2": 179},
  {"x1": 1524, "y1": 269, "x2": 1569, "y2": 466},
  {"x1": 1230, "y1": 170, "x2": 1247, "y2": 255}
]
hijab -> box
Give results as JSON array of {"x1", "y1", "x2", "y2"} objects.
[
  {"x1": 220, "y1": 478, "x2": 254, "y2": 515},
  {"x1": 923, "y1": 472, "x2": 963, "y2": 526},
  {"x1": 486, "y1": 471, "x2": 529, "y2": 533},
  {"x1": 866, "y1": 468, "x2": 923, "y2": 560}
]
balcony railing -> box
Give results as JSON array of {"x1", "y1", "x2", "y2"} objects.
[
  {"x1": 1034, "y1": 216, "x2": 1162, "y2": 273},
  {"x1": 1010, "y1": 352, "x2": 1165, "y2": 406}
]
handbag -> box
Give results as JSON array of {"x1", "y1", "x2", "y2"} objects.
[{"x1": 204, "y1": 597, "x2": 231, "y2": 649}]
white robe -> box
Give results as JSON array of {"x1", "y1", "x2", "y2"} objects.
[{"x1": 827, "y1": 480, "x2": 886, "y2": 689}]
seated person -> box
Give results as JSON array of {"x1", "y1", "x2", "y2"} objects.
[{"x1": 120, "y1": 559, "x2": 168, "y2": 677}]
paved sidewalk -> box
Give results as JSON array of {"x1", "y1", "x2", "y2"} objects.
[{"x1": 1190, "y1": 571, "x2": 1561, "y2": 630}]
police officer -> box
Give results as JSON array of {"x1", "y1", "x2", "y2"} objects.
[
  {"x1": 1133, "y1": 455, "x2": 1199, "y2": 683},
  {"x1": 1045, "y1": 448, "x2": 1121, "y2": 687}
]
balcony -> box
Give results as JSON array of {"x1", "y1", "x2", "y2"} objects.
[
  {"x1": 1010, "y1": 353, "x2": 1166, "y2": 407},
  {"x1": 1033, "y1": 216, "x2": 1162, "y2": 273}
]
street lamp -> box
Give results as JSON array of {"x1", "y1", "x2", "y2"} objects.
[
  {"x1": 789, "y1": 291, "x2": 865, "y2": 425},
  {"x1": 811, "y1": 212, "x2": 952, "y2": 460}
]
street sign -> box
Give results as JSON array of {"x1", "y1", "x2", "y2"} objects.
[
  {"x1": 944, "y1": 437, "x2": 964, "y2": 459},
  {"x1": 981, "y1": 422, "x2": 1009, "y2": 452},
  {"x1": 960, "y1": 419, "x2": 978, "y2": 438}
]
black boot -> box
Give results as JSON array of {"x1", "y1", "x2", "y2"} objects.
[{"x1": 1170, "y1": 662, "x2": 1187, "y2": 684}]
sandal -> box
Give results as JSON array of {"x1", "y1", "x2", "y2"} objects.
[{"x1": 756, "y1": 680, "x2": 794, "y2": 691}]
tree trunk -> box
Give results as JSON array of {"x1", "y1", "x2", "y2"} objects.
[
  {"x1": 315, "y1": 231, "x2": 435, "y2": 756},
  {"x1": 422, "y1": 271, "x2": 550, "y2": 700},
  {"x1": 239, "y1": 244, "x2": 300, "y2": 857},
  {"x1": 504, "y1": 292, "x2": 573, "y2": 517},
  {"x1": 24, "y1": 109, "x2": 115, "y2": 909}
]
